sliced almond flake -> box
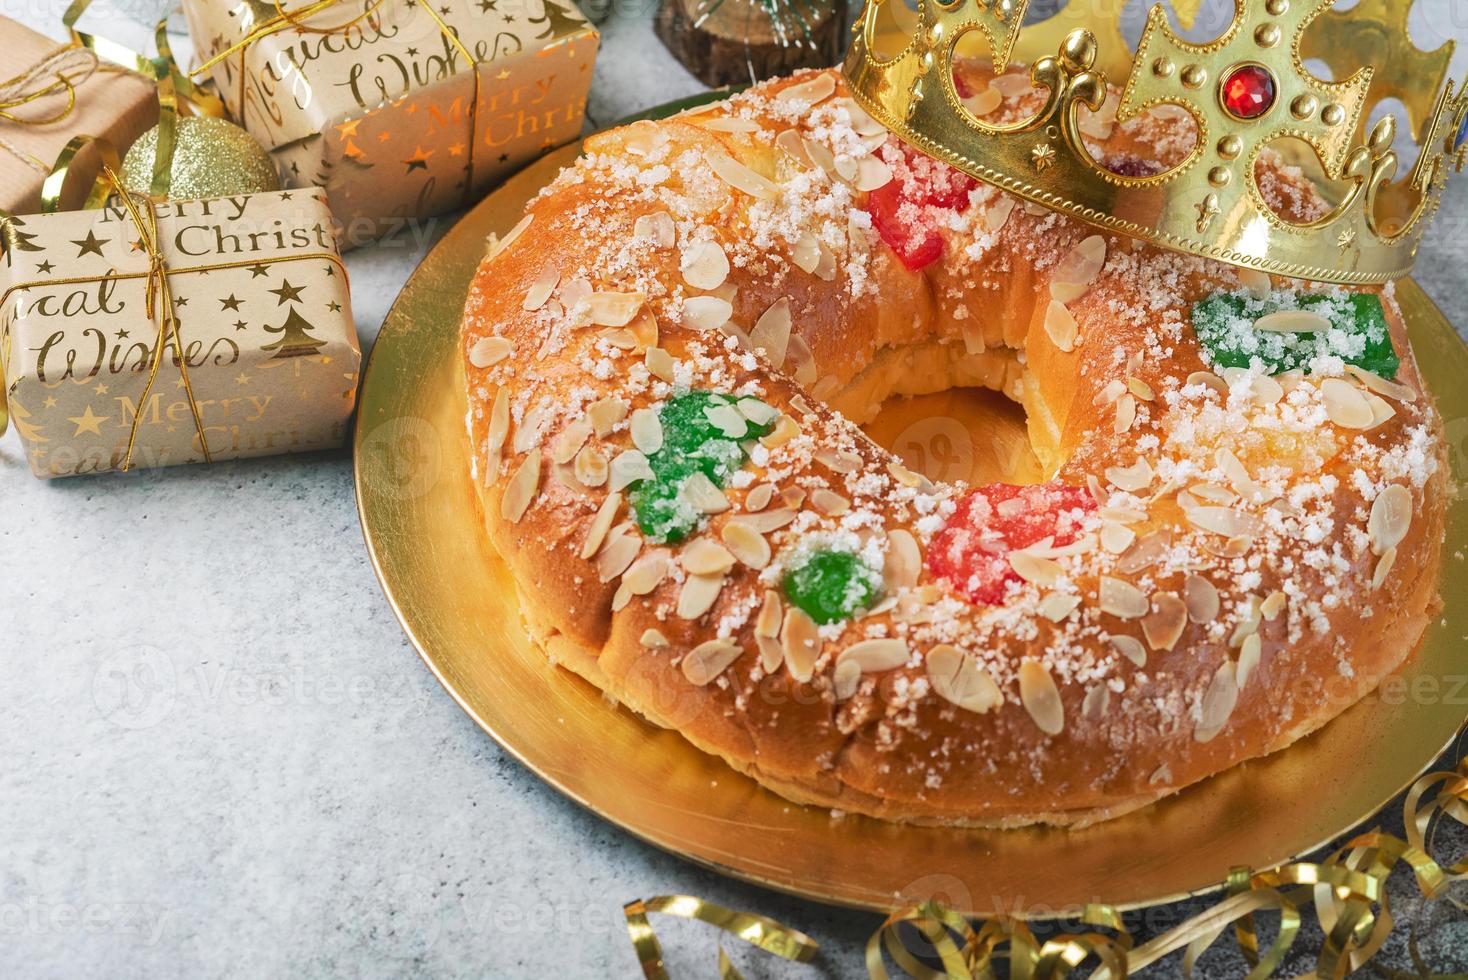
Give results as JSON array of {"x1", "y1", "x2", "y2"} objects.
[
  {"x1": 745, "y1": 484, "x2": 774, "y2": 512},
  {"x1": 1345, "y1": 364, "x2": 1416, "y2": 403},
  {"x1": 640, "y1": 628, "x2": 668, "y2": 648},
  {"x1": 721, "y1": 521, "x2": 771, "y2": 569},
  {"x1": 779, "y1": 487, "x2": 806, "y2": 508},
  {"x1": 1018, "y1": 660, "x2": 1065, "y2": 735},
  {"x1": 1114, "y1": 393, "x2": 1137, "y2": 434},
  {"x1": 1236, "y1": 634, "x2": 1262, "y2": 688},
  {"x1": 1186, "y1": 506, "x2": 1263, "y2": 538},
  {"x1": 1100, "y1": 504, "x2": 1147, "y2": 524},
  {"x1": 682, "y1": 296, "x2": 733, "y2": 331},
  {"x1": 1195, "y1": 661, "x2": 1239, "y2": 743},
  {"x1": 1322, "y1": 377, "x2": 1373, "y2": 429},
  {"x1": 964, "y1": 85, "x2": 1003, "y2": 117},
  {"x1": 629, "y1": 408, "x2": 663, "y2": 455},
  {"x1": 1099, "y1": 576, "x2": 1149, "y2": 619},
  {"x1": 1038, "y1": 592, "x2": 1082, "y2": 622},
  {"x1": 587, "y1": 291, "x2": 644, "y2": 328},
  {"x1": 887, "y1": 461, "x2": 925, "y2": 488},
  {"x1": 485, "y1": 388, "x2": 511, "y2": 479},
  {"x1": 1184, "y1": 575, "x2": 1220, "y2": 623},
  {"x1": 469, "y1": 335, "x2": 514, "y2": 369},
  {"x1": 551, "y1": 462, "x2": 586, "y2": 496},
  {"x1": 1100, "y1": 522, "x2": 1136, "y2": 554},
  {"x1": 778, "y1": 72, "x2": 836, "y2": 108},
  {"x1": 811, "y1": 489, "x2": 850, "y2": 516},
  {"x1": 595, "y1": 531, "x2": 640, "y2": 583},
  {"x1": 1110, "y1": 634, "x2": 1147, "y2": 667},
  {"x1": 791, "y1": 231, "x2": 822, "y2": 274},
  {"x1": 486, "y1": 213, "x2": 532, "y2": 261},
  {"x1": 681, "y1": 639, "x2": 743, "y2": 686},
  {"x1": 609, "y1": 449, "x2": 654, "y2": 492},
  {"x1": 756, "y1": 635, "x2": 784, "y2": 674},
  {"x1": 750, "y1": 298, "x2": 793, "y2": 367},
  {"x1": 833, "y1": 156, "x2": 859, "y2": 183},
  {"x1": 601, "y1": 328, "x2": 637, "y2": 351},
  {"x1": 1009, "y1": 551, "x2": 1062, "y2": 587},
  {"x1": 884, "y1": 529, "x2": 921, "y2": 591},
  {"x1": 574, "y1": 446, "x2": 609, "y2": 488},
  {"x1": 1187, "y1": 371, "x2": 1228, "y2": 396},
  {"x1": 633, "y1": 211, "x2": 676, "y2": 248},
  {"x1": 500, "y1": 449, "x2": 542, "y2": 523},
  {"x1": 645, "y1": 347, "x2": 677, "y2": 384},
  {"x1": 698, "y1": 116, "x2": 760, "y2": 133},
  {"x1": 680, "y1": 239, "x2": 730, "y2": 290},
  {"x1": 1082, "y1": 683, "x2": 1110, "y2": 721},
  {"x1": 984, "y1": 195, "x2": 1016, "y2": 233},
  {"x1": 833, "y1": 659, "x2": 862, "y2": 700},
  {"x1": 706, "y1": 150, "x2": 779, "y2": 200},
  {"x1": 621, "y1": 548, "x2": 671, "y2": 596},
  {"x1": 587, "y1": 398, "x2": 628, "y2": 438},
  {"x1": 1043, "y1": 299, "x2": 1079, "y2": 352},
  {"x1": 756, "y1": 590, "x2": 783, "y2": 638},
  {"x1": 704, "y1": 403, "x2": 748, "y2": 438},
  {"x1": 1202, "y1": 535, "x2": 1253, "y2": 559},
  {"x1": 1364, "y1": 392, "x2": 1396, "y2": 430},
  {"x1": 854, "y1": 156, "x2": 893, "y2": 192},
  {"x1": 1049, "y1": 235, "x2": 1106, "y2": 304},
  {"x1": 781, "y1": 607, "x2": 821, "y2": 682},
  {"x1": 1094, "y1": 379, "x2": 1127, "y2": 407},
  {"x1": 1142, "y1": 593, "x2": 1187, "y2": 651},
  {"x1": 580, "y1": 492, "x2": 622, "y2": 559},
  {"x1": 736, "y1": 398, "x2": 779, "y2": 427},
  {"x1": 680, "y1": 538, "x2": 735, "y2": 576},
  {"x1": 682, "y1": 472, "x2": 730, "y2": 514},
  {"x1": 1236, "y1": 267, "x2": 1271, "y2": 295},
  {"x1": 776, "y1": 128, "x2": 815, "y2": 169},
  {"x1": 838, "y1": 639, "x2": 909, "y2": 673},
  {"x1": 786, "y1": 335, "x2": 818, "y2": 385},
  {"x1": 522, "y1": 265, "x2": 560, "y2": 312},
  {"x1": 815, "y1": 449, "x2": 861, "y2": 474},
  {"x1": 1229, "y1": 595, "x2": 1263, "y2": 647},
  {"x1": 1368, "y1": 484, "x2": 1412, "y2": 555},
  {"x1": 512, "y1": 405, "x2": 548, "y2": 455},
  {"x1": 730, "y1": 509, "x2": 797, "y2": 534},
  {"x1": 1259, "y1": 591, "x2": 1287, "y2": 620},
  {"x1": 1105, "y1": 458, "x2": 1153, "y2": 493},
  {"x1": 1250, "y1": 373, "x2": 1284, "y2": 408},
  {"x1": 1254, "y1": 310, "x2": 1331, "y2": 333},
  {"x1": 677, "y1": 573, "x2": 726, "y2": 620},
  {"x1": 1372, "y1": 546, "x2": 1398, "y2": 589},
  {"x1": 622, "y1": 120, "x2": 668, "y2": 157},
  {"x1": 925, "y1": 645, "x2": 1001, "y2": 714},
  {"x1": 802, "y1": 138, "x2": 836, "y2": 175},
  {"x1": 551, "y1": 419, "x2": 593, "y2": 465},
  {"x1": 1125, "y1": 376, "x2": 1155, "y2": 402},
  {"x1": 1117, "y1": 529, "x2": 1170, "y2": 574}
]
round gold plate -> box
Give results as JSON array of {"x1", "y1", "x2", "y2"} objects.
[{"x1": 355, "y1": 140, "x2": 1468, "y2": 918}]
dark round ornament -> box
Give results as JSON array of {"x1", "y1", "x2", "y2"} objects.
[{"x1": 121, "y1": 116, "x2": 280, "y2": 201}]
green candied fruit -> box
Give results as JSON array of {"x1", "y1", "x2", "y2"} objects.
[
  {"x1": 782, "y1": 549, "x2": 883, "y2": 626},
  {"x1": 1191, "y1": 292, "x2": 1399, "y2": 379},
  {"x1": 628, "y1": 390, "x2": 775, "y2": 544}
]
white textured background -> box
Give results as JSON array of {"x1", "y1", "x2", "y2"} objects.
[{"x1": 2, "y1": 0, "x2": 1468, "y2": 976}]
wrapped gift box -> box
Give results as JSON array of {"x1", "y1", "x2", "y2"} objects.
[
  {"x1": 0, "y1": 189, "x2": 361, "y2": 478},
  {"x1": 0, "y1": 16, "x2": 159, "y2": 215},
  {"x1": 182, "y1": 0, "x2": 599, "y2": 246}
]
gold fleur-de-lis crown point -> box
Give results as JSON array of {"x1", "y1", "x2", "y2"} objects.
[{"x1": 842, "y1": 0, "x2": 1467, "y2": 284}]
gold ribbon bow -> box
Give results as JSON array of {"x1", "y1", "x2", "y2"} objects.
[
  {"x1": 190, "y1": 0, "x2": 483, "y2": 204},
  {"x1": 0, "y1": 43, "x2": 104, "y2": 173},
  {"x1": 628, "y1": 755, "x2": 1468, "y2": 978}
]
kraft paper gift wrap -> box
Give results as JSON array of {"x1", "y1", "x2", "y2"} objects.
[
  {"x1": 181, "y1": 0, "x2": 599, "y2": 245},
  {"x1": 0, "y1": 189, "x2": 361, "y2": 478},
  {"x1": 0, "y1": 16, "x2": 159, "y2": 215}
]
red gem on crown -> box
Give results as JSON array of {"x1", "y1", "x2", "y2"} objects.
[{"x1": 1221, "y1": 65, "x2": 1277, "y2": 120}]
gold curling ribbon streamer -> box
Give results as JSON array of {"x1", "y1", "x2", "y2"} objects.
[
  {"x1": 190, "y1": 0, "x2": 482, "y2": 204},
  {"x1": 0, "y1": 43, "x2": 111, "y2": 174},
  {"x1": 622, "y1": 895, "x2": 818, "y2": 979},
  {"x1": 630, "y1": 757, "x2": 1468, "y2": 978}
]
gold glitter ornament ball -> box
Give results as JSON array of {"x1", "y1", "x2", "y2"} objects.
[{"x1": 122, "y1": 116, "x2": 280, "y2": 200}]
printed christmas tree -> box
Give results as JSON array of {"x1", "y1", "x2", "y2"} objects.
[{"x1": 262, "y1": 307, "x2": 328, "y2": 359}]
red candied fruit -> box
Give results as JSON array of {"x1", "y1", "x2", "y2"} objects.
[
  {"x1": 863, "y1": 144, "x2": 979, "y2": 272},
  {"x1": 926, "y1": 482, "x2": 1098, "y2": 606}
]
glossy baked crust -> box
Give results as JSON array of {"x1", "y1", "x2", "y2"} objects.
[{"x1": 460, "y1": 69, "x2": 1447, "y2": 826}]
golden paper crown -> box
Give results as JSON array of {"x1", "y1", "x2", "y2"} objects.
[{"x1": 843, "y1": 0, "x2": 1468, "y2": 284}]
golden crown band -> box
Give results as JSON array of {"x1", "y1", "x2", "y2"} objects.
[{"x1": 842, "y1": 0, "x2": 1468, "y2": 285}]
